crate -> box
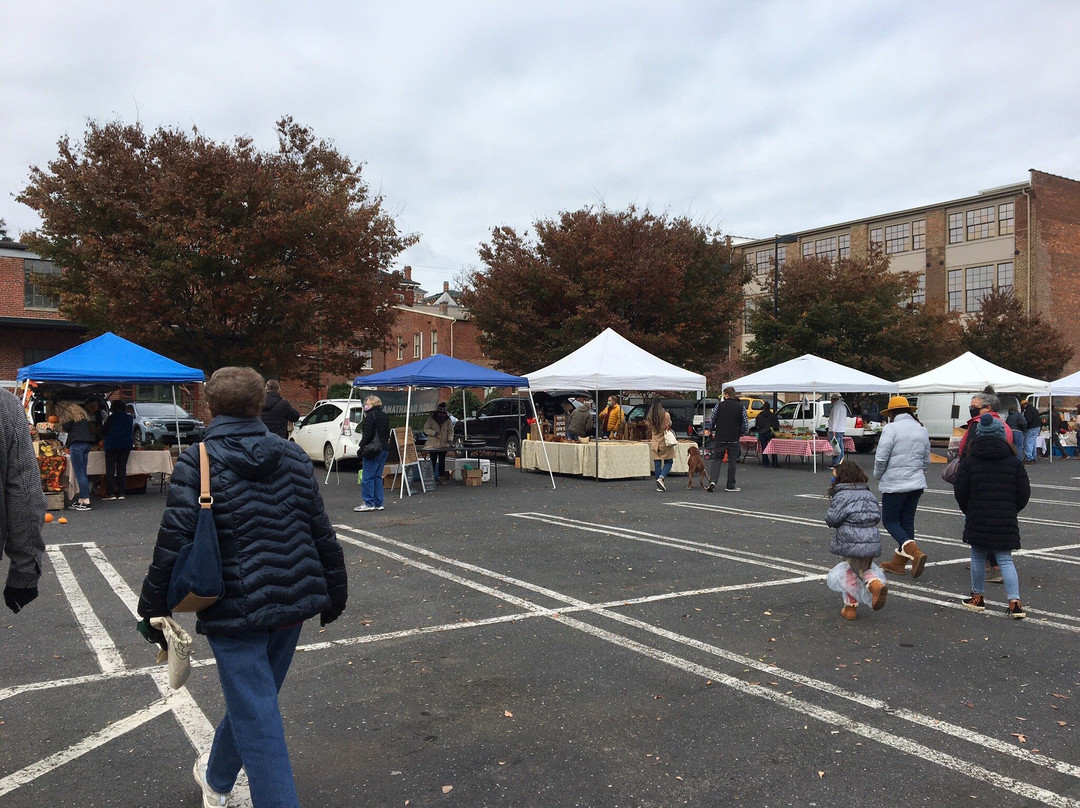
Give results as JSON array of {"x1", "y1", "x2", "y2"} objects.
[
  {"x1": 463, "y1": 468, "x2": 483, "y2": 486},
  {"x1": 44, "y1": 491, "x2": 64, "y2": 511}
]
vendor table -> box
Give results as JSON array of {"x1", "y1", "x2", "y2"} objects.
[
  {"x1": 762, "y1": 436, "x2": 856, "y2": 465},
  {"x1": 521, "y1": 439, "x2": 694, "y2": 479},
  {"x1": 63, "y1": 449, "x2": 174, "y2": 500},
  {"x1": 738, "y1": 435, "x2": 759, "y2": 462}
]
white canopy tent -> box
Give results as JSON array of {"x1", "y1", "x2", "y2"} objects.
[
  {"x1": 524, "y1": 328, "x2": 706, "y2": 481},
  {"x1": 1050, "y1": 369, "x2": 1080, "y2": 397},
  {"x1": 524, "y1": 328, "x2": 707, "y2": 392},
  {"x1": 724, "y1": 354, "x2": 898, "y2": 472},
  {"x1": 896, "y1": 351, "x2": 1051, "y2": 394}
]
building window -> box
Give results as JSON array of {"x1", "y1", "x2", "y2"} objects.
[
  {"x1": 948, "y1": 212, "x2": 964, "y2": 244},
  {"x1": 359, "y1": 349, "x2": 373, "y2": 370},
  {"x1": 999, "y1": 202, "x2": 1014, "y2": 236},
  {"x1": 998, "y1": 261, "x2": 1014, "y2": 294},
  {"x1": 752, "y1": 249, "x2": 771, "y2": 278},
  {"x1": 869, "y1": 228, "x2": 883, "y2": 248},
  {"x1": 966, "y1": 206, "x2": 994, "y2": 241},
  {"x1": 838, "y1": 234, "x2": 850, "y2": 259},
  {"x1": 802, "y1": 241, "x2": 813, "y2": 258},
  {"x1": 743, "y1": 298, "x2": 754, "y2": 333},
  {"x1": 776, "y1": 245, "x2": 788, "y2": 266},
  {"x1": 396, "y1": 338, "x2": 404, "y2": 360},
  {"x1": 430, "y1": 330, "x2": 438, "y2": 355},
  {"x1": 965, "y1": 264, "x2": 995, "y2": 311},
  {"x1": 24, "y1": 259, "x2": 60, "y2": 309},
  {"x1": 884, "y1": 223, "x2": 911, "y2": 255},
  {"x1": 911, "y1": 273, "x2": 926, "y2": 305},
  {"x1": 948, "y1": 269, "x2": 964, "y2": 312},
  {"x1": 815, "y1": 236, "x2": 837, "y2": 259},
  {"x1": 413, "y1": 332, "x2": 422, "y2": 358},
  {"x1": 911, "y1": 219, "x2": 925, "y2": 250},
  {"x1": 23, "y1": 347, "x2": 54, "y2": 366}
]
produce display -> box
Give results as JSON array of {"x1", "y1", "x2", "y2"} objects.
[{"x1": 36, "y1": 439, "x2": 67, "y2": 492}]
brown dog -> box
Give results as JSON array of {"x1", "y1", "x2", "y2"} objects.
[{"x1": 686, "y1": 444, "x2": 712, "y2": 489}]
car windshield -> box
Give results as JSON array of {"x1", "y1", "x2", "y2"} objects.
[
  {"x1": 135, "y1": 403, "x2": 192, "y2": 419},
  {"x1": 776, "y1": 403, "x2": 800, "y2": 419}
]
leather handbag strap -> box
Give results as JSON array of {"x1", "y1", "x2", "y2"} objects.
[{"x1": 198, "y1": 443, "x2": 213, "y2": 509}]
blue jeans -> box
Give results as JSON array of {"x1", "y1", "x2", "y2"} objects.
[
  {"x1": 69, "y1": 442, "x2": 92, "y2": 500},
  {"x1": 1023, "y1": 427, "x2": 1039, "y2": 461},
  {"x1": 362, "y1": 449, "x2": 389, "y2": 507},
  {"x1": 206, "y1": 623, "x2": 304, "y2": 808},
  {"x1": 881, "y1": 489, "x2": 923, "y2": 550},
  {"x1": 653, "y1": 458, "x2": 673, "y2": 479},
  {"x1": 970, "y1": 546, "x2": 1020, "y2": 601}
]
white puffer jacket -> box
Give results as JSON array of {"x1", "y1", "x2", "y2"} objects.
[{"x1": 873, "y1": 413, "x2": 931, "y2": 493}]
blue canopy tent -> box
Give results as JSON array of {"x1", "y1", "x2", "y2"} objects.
[
  {"x1": 18, "y1": 332, "x2": 205, "y2": 449},
  {"x1": 351, "y1": 354, "x2": 553, "y2": 491}
]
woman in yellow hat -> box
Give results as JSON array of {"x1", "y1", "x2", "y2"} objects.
[{"x1": 873, "y1": 395, "x2": 932, "y2": 578}]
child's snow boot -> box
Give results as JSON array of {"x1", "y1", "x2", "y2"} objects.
[{"x1": 867, "y1": 578, "x2": 887, "y2": 611}]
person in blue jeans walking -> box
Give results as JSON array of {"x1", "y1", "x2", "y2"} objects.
[
  {"x1": 873, "y1": 396, "x2": 932, "y2": 578},
  {"x1": 57, "y1": 401, "x2": 95, "y2": 511},
  {"x1": 955, "y1": 413, "x2": 1030, "y2": 618},
  {"x1": 136, "y1": 367, "x2": 347, "y2": 808},
  {"x1": 355, "y1": 394, "x2": 391, "y2": 512}
]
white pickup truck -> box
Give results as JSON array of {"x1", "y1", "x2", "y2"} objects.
[{"x1": 774, "y1": 398, "x2": 883, "y2": 453}]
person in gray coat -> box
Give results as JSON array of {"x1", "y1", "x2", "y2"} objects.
[
  {"x1": 1, "y1": 389, "x2": 46, "y2": 614},
  {"x1": 825, "y1": 459, "x2": 885, "y2": 619},
  {"x1": 873, "y1": 396, "x2": 932, "y2": 579}
]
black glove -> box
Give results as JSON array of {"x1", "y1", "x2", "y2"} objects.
[
  {"x1": 320, "y1": 603, "x2": 345, "y2": 627},
  {"x1": 137, "y1": 617, "x2": 168, "y2": 650},
  {"x1": 4, "y1": 585, "x2": 38, "y2": 614}
]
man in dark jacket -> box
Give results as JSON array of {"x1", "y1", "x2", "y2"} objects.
[
  {"x1": 703, "y1": 387, "x2": 748, "y2": 492},
  {"x1": 1, "y1": 388, "x2": 46, "y2": 615},
  {"x1": 260, "y1": 379, "x2": 301, "y2": 439},
  {"x1": 1020, "y1": 398, "x2": 1041, "y2": 463},
  {"x1": 137, "y1": 366, "x2": 347, "y2": 807},
  {"x1": 355, "y1": 394, "x2": 392, "y2": 512},
  {"x1": 954, "y1": 413, "x2": 1030, "y2": 618}
]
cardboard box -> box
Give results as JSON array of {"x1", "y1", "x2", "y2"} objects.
[
  {"x1": 44, "y1": 491, "x2": 64, "y2": 511},
  {"x1": 463, "y1": 468, "x2": 483, "y2": 486}
]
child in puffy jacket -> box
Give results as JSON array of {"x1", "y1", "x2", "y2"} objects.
[{"x1": 825, "y1": 459, "x2": 887, "y2": 620}]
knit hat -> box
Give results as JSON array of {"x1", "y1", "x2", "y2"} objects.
[{"x1": 976, "y1": 412, "x2": 1006, "y2": 440}]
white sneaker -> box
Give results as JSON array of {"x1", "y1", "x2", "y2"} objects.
[
  {"x1": 724, "y1": 487, "x2": 741, "y2": 492},
  {"x1": 353, "y1": 504, "x2": 376, "y2": 512},
  {"x1": 193, "y1": 751, "x2": 230, "y2": 807},
  {"x1": 375, "y1": 506, "x2": 385, "y2": 510}
]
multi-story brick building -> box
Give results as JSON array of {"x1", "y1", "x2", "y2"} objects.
[
  {"x1": 736, "y1": 169, "x2": 1080, "y2": 374},
  {"x1": 0, "y1": 239, "x2": 86, "y2": 381}
]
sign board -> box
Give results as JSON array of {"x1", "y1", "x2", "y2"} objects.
[{"x1": 392, "y1": 427, "x2": 429, "y2": 495}]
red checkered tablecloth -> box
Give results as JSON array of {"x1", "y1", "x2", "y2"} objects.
[{"x1": 762, "y1": 437, "x2": 856, "y2": 457}]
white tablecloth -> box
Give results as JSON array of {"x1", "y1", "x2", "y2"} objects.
[
  {"x1": 63, "y1": 450, "x2": 174, "y2": 499},
  {"x1": 521, "y1": 440, "x2": 695, "y2": 479}
]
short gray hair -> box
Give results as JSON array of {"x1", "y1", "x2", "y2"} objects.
[{"x1": 206, "y1": 367, "x2": 265, "y2": 418}]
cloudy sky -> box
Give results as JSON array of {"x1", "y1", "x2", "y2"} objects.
[{"x1": 4, "y1": 1, "x2": 1079, "y2": 293}]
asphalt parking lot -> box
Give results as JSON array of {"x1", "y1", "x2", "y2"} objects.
[{"x1": 2, "y1": 452, "x2": 1079, "y2": 807}]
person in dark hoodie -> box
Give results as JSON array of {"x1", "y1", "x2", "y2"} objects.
[
  {"x1": 137, "y1": 367, "x2": 347, "y2": 808},
  {"x1": 954, "y1": 412, "x2": 1030, "y2": 618},
  {"x1": 259, "y1": 379, "x2": 301, "y2": 439}
]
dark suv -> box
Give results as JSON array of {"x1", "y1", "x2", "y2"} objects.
[
  {"x1": 625, "y1": 398, "x2": 699, "y2": 442},
  {"x1": 453, "y1": 392, "x2": 583, "y2": 461}
]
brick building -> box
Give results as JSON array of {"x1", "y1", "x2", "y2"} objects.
[
  {"x1": 736, "y1": 169, "x2": 1080, "y2": 374},
  {"x1": 0, "y1": 239, "x2": 86, "y2": 381}
]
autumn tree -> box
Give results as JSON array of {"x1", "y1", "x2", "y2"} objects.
[
  {"x1": 463, "y1": 205, "x2": 746, "y2": 374},
  {"x1": 743, "y1": 249, "x2": 963, "y2": 379},
  {"x1": 962, "y1": 288, "x2": 1072, "y2": 379},
  {"x1": 17, "y1": 117, "x2": 417, "y2": 384}
]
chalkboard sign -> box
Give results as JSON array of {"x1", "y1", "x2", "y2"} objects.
[{"x1": 417, "y1": 458, "x2": 435, "y2": 491}]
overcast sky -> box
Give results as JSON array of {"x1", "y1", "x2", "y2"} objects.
[{"x1": 4, "y1": 1, "x2": 1079, "y2": 293}]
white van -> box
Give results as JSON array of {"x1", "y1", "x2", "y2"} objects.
[{"x1": 907, "y1": 392, "x2": 1035, "y2": 440}]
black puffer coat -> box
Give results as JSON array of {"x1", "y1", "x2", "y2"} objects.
[
  {"x1": 260, "y1": 392, "x2": 301, "y2": 439},
  {"x1": 954, "y1": 434, "x2": 1030, "y2": 551},
  {"x1": 359, "y1": 405, "x2": 391, "y2": 456},
  {"x1": 138, "y1": 416, "x2": 347, "y2": 635}
]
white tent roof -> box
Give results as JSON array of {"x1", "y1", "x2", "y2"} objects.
[
  {"x1": 1050, "y1": 369, "x2": 1080, "y2": 396},
  {"x1": 897, "y1": 351, "x2": 1050, "y2": 394},
  {"x1": 524, "y1": 328, "x2": 706, "y2": 392},
  {"x1": 724, "y1": 354, "x2": 898, "y2": 394}
]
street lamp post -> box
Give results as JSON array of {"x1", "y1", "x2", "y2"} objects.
[{"x1": 772, "y1": 234, "x2": 798, "y2": 409}]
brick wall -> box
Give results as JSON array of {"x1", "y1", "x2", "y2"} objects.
[
  {"x1": 1031, "y1": 171, "x2": 1080, "y2": 374},
  {"x1": 0, "y1": 252, "x2": 85, "y2": 378}
]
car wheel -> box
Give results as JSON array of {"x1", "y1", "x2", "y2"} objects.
[
  {"x1": 322, "y1": 443, "x2": 336, "y2": 467},
  {"x1": 133, "y1": 427, "x2": 143, "y2": 443},
  {"x1": 453, "y1": 435, "x2": 465, "y2": 450},
  {"x1": 504, "y1": 434, "x2": 520, "y2": 462},
  {"x1": 854, "y1": 438, "x2": 877, "y2": 454}
]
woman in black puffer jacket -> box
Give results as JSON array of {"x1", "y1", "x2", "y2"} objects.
[
  {"x1": 138, "y1": 367, "x2": 347, "y2": 808},
  {"x1": 954, "y1": 413, "x2": 1030, "y2": 618}
]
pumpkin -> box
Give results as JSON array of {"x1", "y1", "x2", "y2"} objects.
[{"x1": 44, "y1": 513, "x2": 53, "y2": 523}]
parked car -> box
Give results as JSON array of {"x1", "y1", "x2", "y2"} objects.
[
  {"x1": 129, "y1": 402, "x2": 205, "y2": 446},
  {"x1": 689, "y1": 397, "x2": 720, "y2": 444},
  {"x1": 291, "y1": 398, "x2": 366, "y2": 466},
  {"x1": 453, "y1": 392, "x2": 586, "y2": 460},
  {"x1": 774, "y1": 398, "x2": 882, "y2": 453},
  {"x1": 626, "y1": 398, "x2": 698, "y2": 443}
]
